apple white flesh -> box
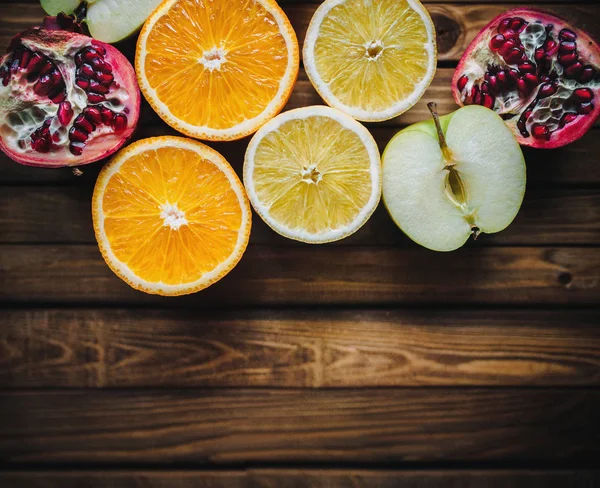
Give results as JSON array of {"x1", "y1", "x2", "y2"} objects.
[
  {"x1": 382, "y1": 104, "x2": 526, "y2": 252},
  {"x1": 41, "y1": 0, "x2": 163, "y2": 43}
]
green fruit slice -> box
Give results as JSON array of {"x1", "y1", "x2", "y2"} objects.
[
  {"x1": 382, "y1": 105, "x2": 526, "y2": 252},
  {"x1": 40, "y1": 0, "x2": 163, "y2": 43}
]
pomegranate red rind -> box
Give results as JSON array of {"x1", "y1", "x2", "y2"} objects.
[
  {"x1": 452, "y1": 8, "x2": 600, "y2": 149},
  {"x1": 0, "y1": 19, "x2": 140, "y2": 167}
]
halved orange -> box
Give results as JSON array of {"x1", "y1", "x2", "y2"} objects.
[
  {"x1": 92, "y1": 136, "x2": 251, "y2": 296},
  {"x1": 136, "y1": 0, "x2": 299, "y2": 141}
]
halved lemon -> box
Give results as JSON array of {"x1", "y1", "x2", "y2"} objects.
[
  {"x1": 244, "y1": 106, "x2": 381, "y2": 243},
  {"x1": 303, "y1": 0, "x2": 437, "y2": 122},
  {"x1": 92, "y1": 136, "x2": 251, "y2": 296},
  {"x1": 136, "y1": 0, "x2": 299, "y2": 141}
]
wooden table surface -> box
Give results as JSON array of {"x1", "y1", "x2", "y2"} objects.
[{"x1": 1, "y1": 0, "x2": 599, "y2": 486}]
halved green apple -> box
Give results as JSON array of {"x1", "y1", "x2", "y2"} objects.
[
  {"x1": 41, "y1": 0, "x2": 163, "y2": 43},
  {"x1": 382, "y1": 104, "x2": 526, "y2": 252}
]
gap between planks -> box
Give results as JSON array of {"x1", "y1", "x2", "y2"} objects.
[{"x1": 1, "y1": 469, "x2": 599, "y2": 488}]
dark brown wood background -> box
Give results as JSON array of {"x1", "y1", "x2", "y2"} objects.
[{"x1": 1, "y1": 0, "x2": 599, "y2": 486}]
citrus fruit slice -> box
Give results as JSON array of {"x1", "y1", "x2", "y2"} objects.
[
  {"x1": 92, "y1": 136, "x2": 251, "y2": 296},
  {"x1": 136, "y1": 0, "x2": 299, "y2": 141},
  {"x1": 303, "y1": 0, "x2": 437, "y2": 122},
  {"x1": 244, "y1": 105, "x2": 381, "y2": 243}
]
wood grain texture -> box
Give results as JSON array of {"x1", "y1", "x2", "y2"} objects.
[
  {"x1": 1, "y1": 187, "x2": 599, "y2": 246},
  {"x1": 0, "y1": 389, "x2": 598, "y2": 465},
  {"x1": 1, "y1": 309, "x2": 599, "y2": 388},
  {"x1": 1, "y1": 470, "x2": 599, "y2": 488},
  {"x1": 0, "y1": 245, "x2": 598, "y2": 306},
  {"x1": 1, "y1": 3, "x2": 599, "y2": 62}
]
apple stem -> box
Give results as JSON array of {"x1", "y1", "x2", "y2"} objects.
[
  {"x1": 427, "y1": 102, "x2": 453, "y2": 163},
  {"x1": 471, "y1": 225, "x2": 481, "y2": 240}
]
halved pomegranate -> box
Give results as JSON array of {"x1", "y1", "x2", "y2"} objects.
[
  {"x1": 0, "y1": 15, "x2": 140, "y2": 167},
  {"x1": 452, "y1": 8, "x2": 600, "y2": 149}
]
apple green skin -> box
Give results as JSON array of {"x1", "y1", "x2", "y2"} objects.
[{"x1": 381, "y1": 105, "x2": 527, "y2": 251}]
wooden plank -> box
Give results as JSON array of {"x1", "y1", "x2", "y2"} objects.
[
  {"x1": 0, "y1": 245, "x2": 598, "y2": 306},
  {"x1": 1, "y1": 3, "x2": 599, "y2": 63},
  {"x1": 2, "y1": 124, "x2": 600, "y2": 186},
  {"x1": 1, "y1": 470, "x2": 599, "y2": 488},
  {"x1": 0, "y1": 389, "x2": 598, "y2": 465},
  {"x1": 1, "y1": 187, "x2": 598, "y2": 246},
  {"x1": 1, "y1": 309, "x2": 599, "y2": 388}
]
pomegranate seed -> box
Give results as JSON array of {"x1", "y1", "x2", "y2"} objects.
[
  {"x1": 523, "y1": 73, "x2": 539, "y2": 87},
  {"x1": 531, "y1": 124, "x2": 550, "y2": 140},
  {"x1": 519, "y1": 62, "x2": 536, "y2": 74},
  {"x1": 508, "y1": 68, "x2": 520, "y2": 84},
  {"x1": 39, "y1": 61, "x2": 54, "y2": 76},
  {"x1": 559, "y1": 29, "x2": 577, "y2": 42},
  {"x1": 100, "y1": 107, "x2": 114, "y2": 125},
  {"x1": 559, "y1": 41, "x2": 576, "y2": 53},
  {"x1": 26, "y1": 53, "x2": 45, "y2": 73},
  {"x1": 503, "y1": 29, "x2": 518, "y2": 40},
  {"x1": 70, "y1": 141, "x2": 85, "y2": 156},
  {"x1": 505, "y1": 48, "x2": 522, "y2": 65},
  {"x1": 544, "y1": 39, "x2": 559, "y2": 56},
  {"x1": 579, "y1": 66, "x2": 595, "y2": 83},
  {"x1": 480, "y1": 82, "x2": 489, "y2": 94},
  {"x1": 538, "y1": 82, "x2": 557, "y2": 98},
  {"x1": 87, "y1": 93, "x2": 106, "y2": 103},
  {"x1": 96, "y1": 71, "x2": 114, "y2": 85},
  {"x1": 89, "y1": 80, "x2": 110, "y2": 94},
  {"x1": 92, "y1": 43, "x2": 106, "y2": 56},
  {"x1": 52, "y1": 131, "x2": 60, "y2": 143},
  {"x1": 92, "y1": 58, "x2": 112, "y2": 74},
  {"x1": 33, "y1": 74, "x2": 52, "y2": 96},
  {"x1": 456, "y1": 75, "x2": 468, "y2": 92},
  {"x1": 499, "y1": 40, "x2": 516, "y2": 57},
  {"x1": 517, "y1": 78, "x2": 530, "y2": 96},
  {"x1": 32, "y1": 137, "x2": 51, "y2": 153},
  {"x1": 481, "y1": 93, "x2": 495, "y2": 109},
  {"x1": 79, "y1": 63, "x2": 94, "y2": 78},
  {"x1": 82, "y1": 49, "x2": 100, "y2": 63},
  {"x1": 20, "y1": 50, "x2": 31, "y2": 69},
  {"x1": 488, "y1": 75, "x2": 499, "y2": 93},
  {"x1": 565, "y1": 62, "x2": 584, "y2": 78},
  {"x1": 489, "y1": 34, "x2": 505, "y2": 51},
  {"x1": 48, "y1": 82, "x2": 65, "y2": 99},
  {"x1": 558, "y1": 53, "x2": 578, "y2": 66},
  {"x1": 74, "y1": 114, "x2": 95, "y2": 133},
  {"x1": 83, "y1": 106, "x2": 102, "y2": 124},
  {"x1": 76, "y1": 77, "x2": 90, "y2": 90},
  {"x1": 578, "y1": 102, "x2": 594, "y2": 115},
  {"x1": 523, "y1": 109, "x2": 533, "y2": 120},
  {"x1": 510, "y1": 18, "x2": 524, "y2": 31},
  {"x1": 574, "y1": 88, "x2": 593, "y2": 102},
  {"x1": 57, "y1": 101, "x2": 74, "y2": 125},
  {"x1": 75, "y1": 52, "x2": 83, "y2": 65},
  {"x1": 560, "y1": 112, "x2": 578, "y2": 127},
  {"x1": 496, "y1": 70, "x2": 507, "y2": 86},
  {"x1": 51, "y1": 90, "x2": 66, "y2": 103},
  {"x1": 69, "y1": 126, "x2": 89, "y2": 143},
  {"x1": 49, "y1": 69, "x2": 62, "y2": 86},
  {"x1": 517, "y1": 119, "x2": 528, "y2": 136},
  {"x1": 112, "y1": 113, "x2": 128, "y2": 132},
  {"x1": 498, "y1": 18, "x2": 512, "y2": 34},
  {"x1": 534, "y1": 48, "x2": 546, "y2": 63},
  {"x1": 40, "y1": 124, "x2": 50, "y2": 138}
]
